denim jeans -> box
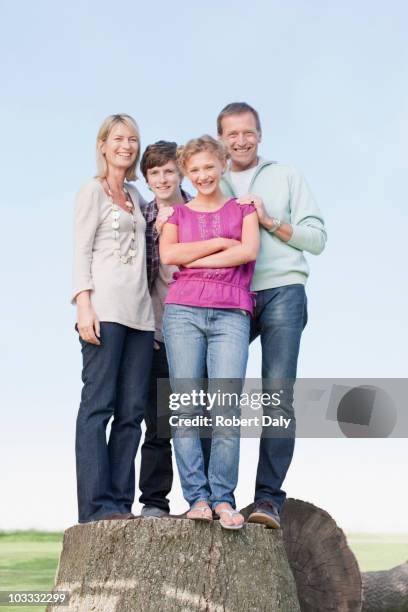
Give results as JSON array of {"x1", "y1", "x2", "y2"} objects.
[
  {"x1": 163, "y1": 304, "x2": 250, "y2": 509},
  {"x1": 139, "y1": 342, "x2": 172, "y2": 512},
  {"x1": 250, "y1": 284, "x2": 308, "y2": 511},
  {"x1": 76, "y1": 322, "x2": 153, "y2": 523}
]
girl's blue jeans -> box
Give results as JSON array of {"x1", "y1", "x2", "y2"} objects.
[{"x1": 163, "y1": 304, "x2": 250, "y2": 510}]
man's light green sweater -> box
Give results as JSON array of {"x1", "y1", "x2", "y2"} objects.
[{"x1": 220, "y1": 159, "x2": 327, "y2": 291}]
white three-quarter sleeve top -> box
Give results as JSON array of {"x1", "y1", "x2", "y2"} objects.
[{"x1": 72, "y1": 178, "x2": 155, "y2": 331}]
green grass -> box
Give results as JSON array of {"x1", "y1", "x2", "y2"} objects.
[
  {"x1": 0, "y1": 533, "x2": 63, "y2": 612},
  {"x1": 347, "y1": 533, "x2": 408, "y2": 572},
  {"x1": 0, "y1": 530, "x2": 407, "y2": 611}
]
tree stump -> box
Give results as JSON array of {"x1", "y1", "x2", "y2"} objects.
[
  {"x1": 47, "y1": 517, "x2": 300, "y2": 612},
  {"x1": 362, "y1": 561, "x2": 408, "y2": 611},
  {"x1": 241, "y1": 499, "x2": 363, "y2": 611}
]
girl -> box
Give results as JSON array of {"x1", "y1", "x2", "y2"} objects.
[
  {"x1": 73, "y1": 114, "x2": 155, "y2": 523},
  {"x1": 160, "y1": 135, "x2": 259, "y2": 529}
]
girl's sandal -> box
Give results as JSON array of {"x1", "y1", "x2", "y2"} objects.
[
  {"x1": 186, "y1": 503, "x2": 213, "y2": 522},
  {"x1": 215, "y1": 507, "x2": 245, "y2": 530}
]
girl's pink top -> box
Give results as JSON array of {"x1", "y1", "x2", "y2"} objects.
[{"x1": 164, "y1": 198, "x2": 257, "y2": 315}]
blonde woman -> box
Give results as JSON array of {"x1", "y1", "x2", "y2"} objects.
[
  {"x1": 160, "y1": 136, "x2": 260, "y2": 529},
  {"x1": 72, "y1": 114, "x2": 155, "y2": 523}
]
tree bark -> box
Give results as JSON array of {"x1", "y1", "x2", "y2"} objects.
[
  {"x1": 362, "y1": 561, "x2": 408, "y2": 611},
  {"x1": 47, "y1": 517, "x2": 300, "y2": 612}
]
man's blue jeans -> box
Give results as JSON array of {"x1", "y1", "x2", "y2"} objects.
[
  {"x1": 251, "y1": 284, "x2": 308, "y2": 511},
  {"x1": 76, "y1": 322, "x2": 153, "y2": 523},
  {"x1": 163, "y1": 304, "x2": 250, "y2": 509}
]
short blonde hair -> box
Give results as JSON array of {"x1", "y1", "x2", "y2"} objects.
[
  {"x1": 176, "y1": 135, "x2": 229, "y2": 173},
  {"x1": 96, "y1": 114, "x2": 140, "y2": 181}
]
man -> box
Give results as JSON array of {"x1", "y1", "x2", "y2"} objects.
[
  {"x1": 139, "y1": 141, "x2": 211, "y2": 518},
  {"x1": 217, "y1": 102, "x2": 327, "y2": 528}
]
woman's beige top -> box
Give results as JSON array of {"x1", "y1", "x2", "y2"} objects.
[{"x1": 72, "y1": 178, "x2": 155, "y2": 331}]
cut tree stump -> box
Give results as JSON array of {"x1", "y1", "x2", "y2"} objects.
[
  {"x1": 47, "y1": 517, "x2": 300, "y2": 612},
  {"x1": 241, "y1": 499, "x2": 363, "y2": 611}
]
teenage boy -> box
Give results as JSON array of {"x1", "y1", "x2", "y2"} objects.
[
  {"x1": 217, "y1": 102, "x2": 327, "y2": 528},
  {"x1": 138, "y1": 141, "x2": 190, "y2": 518}
]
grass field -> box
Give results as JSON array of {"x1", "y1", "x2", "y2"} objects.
[
  {"x1": 0, "y1": 531, "x2": 407, "y2": 611},
  {"x1": 0, "y1": 532, "x2": 62, "y2": 612},
  {"x1": 347, "y1": 532, "x2": 408, "y2": 572}
]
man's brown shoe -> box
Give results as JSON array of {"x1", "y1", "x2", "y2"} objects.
[{"x1": 247, "y1": 501, "x2": 281, "y2": 529}]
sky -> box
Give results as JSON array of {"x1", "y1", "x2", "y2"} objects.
[{"x1": 0, "y1": 0, "x2": 407, "y2": 532}]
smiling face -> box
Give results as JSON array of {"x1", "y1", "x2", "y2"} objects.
[
  {"x1": 100, "y1": 122, "x2": 139, "y2": 172},
  {"x1": 219, "y1": 112, "x2": 261, "y2": 171},
  {"x1": 146, "y1": 160, "x2": 182, "y2": 203},
  {"x1": 184, "y1": 150, "x2": 226, "y2": 197}
]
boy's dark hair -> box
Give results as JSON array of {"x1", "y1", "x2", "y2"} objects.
[
  {"x1": 140, "y1": 140, "x2": 178, "y2": 179},
  {"x1": 217, "y1": 102, "x2": 262, "y2": 135}
]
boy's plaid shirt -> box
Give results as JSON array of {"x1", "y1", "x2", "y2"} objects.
[{"x1": 142, "y1": 189, "x2": 192, "y2": 292}]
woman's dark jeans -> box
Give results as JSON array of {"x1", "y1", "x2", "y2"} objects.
[{"x1": 76, "y1": 322, "x2": 153, "y2": 523}]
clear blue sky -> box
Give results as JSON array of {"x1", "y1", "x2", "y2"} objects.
[{"x1": 1, "y1": 0, "x2": 407, "y2": 531}]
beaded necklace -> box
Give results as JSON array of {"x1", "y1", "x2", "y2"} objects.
[{"x1": 106, "y1": 180, "x2": 137, "y2": 264}]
